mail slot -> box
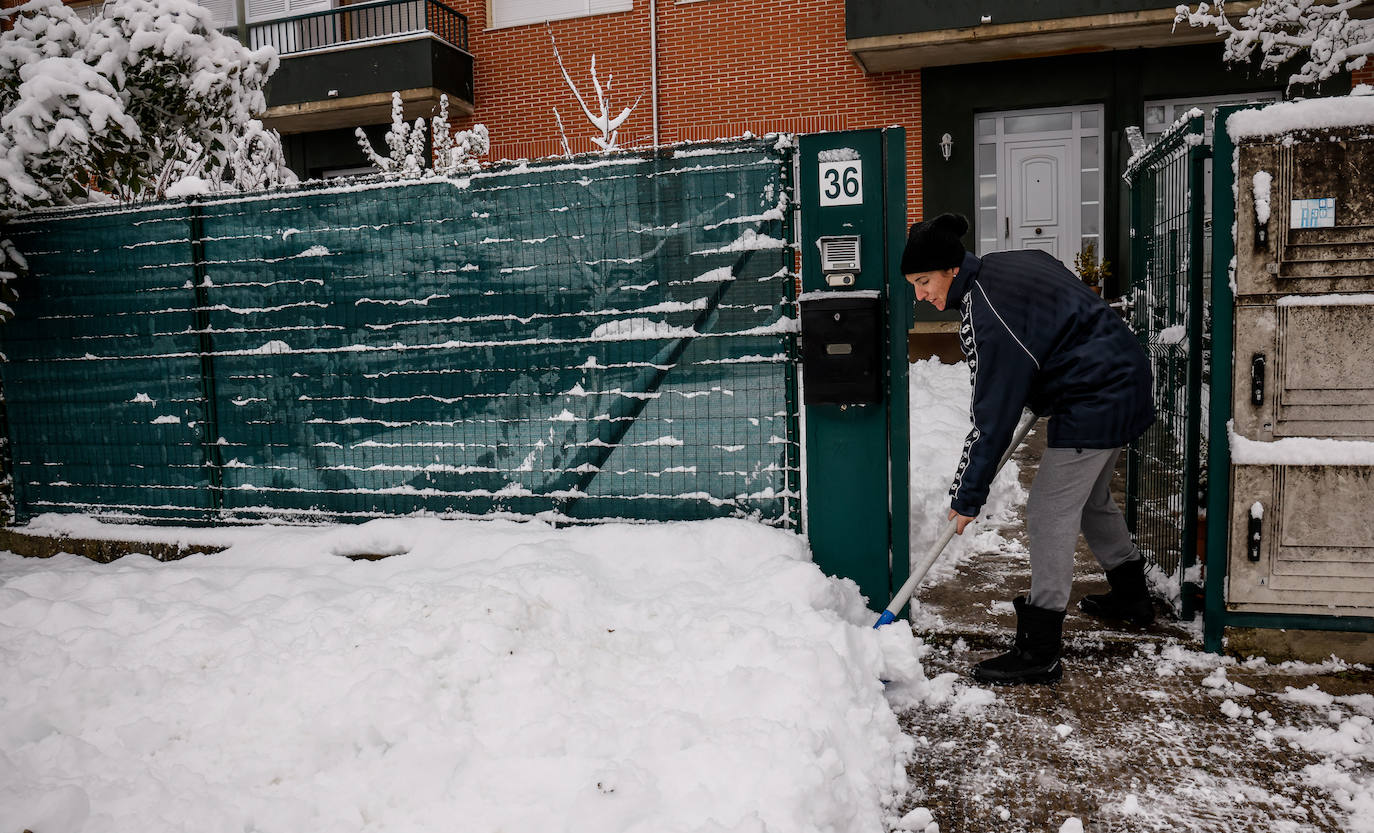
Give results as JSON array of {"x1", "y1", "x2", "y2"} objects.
[{"x1": 800, "y1": 294, "x2": 884, "y2": 406}]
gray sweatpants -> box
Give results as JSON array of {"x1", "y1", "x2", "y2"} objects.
[{"x1": 1026, "y1": 446, "x2": 1138, "y2": 612}]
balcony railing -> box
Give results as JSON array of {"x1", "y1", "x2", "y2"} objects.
[{"x1": 245, "y1": 0, "x2": 469, "y2": 58}]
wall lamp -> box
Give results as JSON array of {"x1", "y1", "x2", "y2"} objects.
[{"x1": 940, "y1": 133, "x2": 953, "y2": 162}]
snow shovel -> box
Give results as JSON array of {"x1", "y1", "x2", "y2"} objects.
[{"x1": 874, "y1": 412, "x2": 1037, "y2": 628}]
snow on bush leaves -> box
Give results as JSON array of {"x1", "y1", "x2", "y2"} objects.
[{"x1": 0, "y1": 0, "x2": 289, "y2": 209}]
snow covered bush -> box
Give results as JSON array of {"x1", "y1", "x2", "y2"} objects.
[
  {"x1": 156, "y1": 117, "x2": 296, "y2": 196},
  {"x1": 356, "y1": 92, "x2": 488, "y2": 179},
  {"x1": 0, "y1": 0, "x2": 140, "y2": 207},
  {"x1": 0, "y1": 236, "x2": 25, "y2": 323},
  {"x1": 432, "y1": 95, "x2": 488, "y2": 176},
  {"x1": 217, "y1": 118, "x2": 296, "y2": 193},
  {"x1": 0, "y1": 0, "x2": 291, "y2": 210},
  {"x1": 1176, "y1": 0, "x2": 1374, "y2": 87}
]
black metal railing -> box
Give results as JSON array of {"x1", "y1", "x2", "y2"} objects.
[{"x1": 244, "y1": 0, "x2": 468, "y2": 58}]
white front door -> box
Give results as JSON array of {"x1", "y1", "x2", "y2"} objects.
[
  {"x1": 1007, "y1": 139, "x2": 1072, "y2": 260},
  {"x1": 973, "y1": 105, "x2": 1104, "y2": 274}
]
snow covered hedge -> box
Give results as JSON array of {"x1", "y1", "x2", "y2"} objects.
[{"x1": 0, "y1": 0, "x2": 292, "y2": 211}]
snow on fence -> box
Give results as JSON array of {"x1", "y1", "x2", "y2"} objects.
[{"x1": 0, "y1": 139, "x2": 801, "y2": 527}]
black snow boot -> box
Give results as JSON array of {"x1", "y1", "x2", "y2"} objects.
[
  {"x1": 1079, "y1": 556, "x2": 1155, "y2": 626},
  {"x1": 971, "y1": 596, "x2": 1065, "y2": 686}
]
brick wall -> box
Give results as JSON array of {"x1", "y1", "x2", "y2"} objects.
[
  {"x1": 1355, "y1": 64, "x2": 1374, "y2": 88},
  {"x1": 443, "y1": 0, "x2": 924, "y2": 220}
]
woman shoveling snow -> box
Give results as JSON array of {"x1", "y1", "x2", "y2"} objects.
[{"x1": 902, "y1": 213, "x2": 1157, "y2": 686}]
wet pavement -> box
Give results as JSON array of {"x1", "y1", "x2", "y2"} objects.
[{"x1": 893, "y1": 430, "x2": 1373, "y2": 833}]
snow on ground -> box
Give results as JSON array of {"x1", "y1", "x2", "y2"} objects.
[
  {"x1": 0, "y1": 359, "x2": 1006, "y2": 833},
  {"x1": 0, "y1": 517, "x2": 929, "y2": 833},
  {"x1": 1218, "y1": 666, "x2": 1374, "y2": 833},
  {"x1": 8, "y1": 359, "x2": 1370, "y2": 832},
  {"x1": 1140, "y1": 640, "x2": 1374, "y2": 832}
]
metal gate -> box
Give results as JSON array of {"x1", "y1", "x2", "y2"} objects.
[
  {"x1": 0, "y1": 139, "x2": 801, "y2": 527},
  {"x1": 1123, "y1": 113, "x2": 1209, "y2": 619}
]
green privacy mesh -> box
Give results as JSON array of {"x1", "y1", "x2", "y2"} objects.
[{"x1": 1, "y1": 139, "x2": 800, "y2": 526}]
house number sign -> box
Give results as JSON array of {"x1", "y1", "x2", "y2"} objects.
[{"x1": 819, "y1": 159, "x2": 863, "y2": 207}]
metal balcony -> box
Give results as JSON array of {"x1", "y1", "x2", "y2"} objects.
[
  {"x1": 248, "y1": 0, "x2": 474, "y2": 135},
  {"x1": 246, "y1": 0, "x2": 467, "y2": 56}
]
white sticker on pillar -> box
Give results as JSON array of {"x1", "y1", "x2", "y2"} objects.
[
  {"x1": 819, "y1": 160, "x2": 863, "y2": 207},
  {"x1": 1290, "y1": 197, "x2": 1334, "y2": 228}
]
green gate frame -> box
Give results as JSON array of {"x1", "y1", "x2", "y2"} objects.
[
  {"x1": 1123, "y1": 113, "x2": 1209, "y2": 620},
  {"x1": 796, "y1": 128, "x2": 911, "y2": 613}
]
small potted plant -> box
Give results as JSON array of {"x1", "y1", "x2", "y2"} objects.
[{"x1": 1074, "y1": 241, "x2": 1111, "y2": 295}]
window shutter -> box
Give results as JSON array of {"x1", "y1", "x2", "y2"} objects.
[
  {"x1": 586, "y1": 0, "x2": 631, "y2": 14},
  {"x1": 246, "y1": 0, "x2": 289, "y2": 23},
  {"x1": 288, "y1": 0, "x2": 334, "y2": 13},
  {"x1": 199, "y1": 0, "x2": 238, "y2": 27},
  {"x1": 489, "y1": 0, "x2": 631, "y2": 30}
]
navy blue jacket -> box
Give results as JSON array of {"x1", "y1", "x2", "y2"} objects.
[{"x1": 947, "y1": 249, "x2": 1154, "y2": 518}]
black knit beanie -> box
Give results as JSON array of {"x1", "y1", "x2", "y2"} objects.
[{"x1": 901, "y1": 213, "x2": 969, "y2": 274}]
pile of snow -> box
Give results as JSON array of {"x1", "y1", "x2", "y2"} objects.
[
  {"x1": 1230, "y1": 422, "x2": 1374, "y2": 466},
  {"x1": 588, "y1": 317, "x2": 694, "y2": 341},
  {"x1": 0, "y1": 359, "x2": 1027, "y2": 831},
  {"x1": 907, "y1": 358, "x2": 1027, "y2": 584},
  {"x1": 0, "y1": 517, "x2": 932, "y2": 833}
]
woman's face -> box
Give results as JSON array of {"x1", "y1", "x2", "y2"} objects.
[{"x1": 906, "y1": 267, "x2": 958, "y2": 312}]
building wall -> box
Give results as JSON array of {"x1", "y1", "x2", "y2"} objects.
[
  {"x1": 442, "y1": 0, "x2": 923, "y2": 220},
  {"x1": 1356, "y1": 65, "x2": 1374, "y2": 88}
]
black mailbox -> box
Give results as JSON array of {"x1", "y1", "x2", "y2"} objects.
[{"x1": 800, "y1": 294, "x2": 884, "y2": 406}]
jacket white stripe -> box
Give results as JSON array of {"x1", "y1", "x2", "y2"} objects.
[
  {"x1": 975, "y1": 281, "x2": 1040, "y2": 370},
  {"x1": 950, "y1": 292, "x2": 980, "y2": 503}
]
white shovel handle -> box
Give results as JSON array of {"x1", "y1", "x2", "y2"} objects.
[{"x1": 874, "y1": 413, "x2": 1037, "y2": 627}]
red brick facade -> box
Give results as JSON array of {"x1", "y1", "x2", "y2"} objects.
[
  {"x1": 443, "y1": 0, "x2": 923, "y2": 220},
  {"x1": 1355, "y1": 64, "x2": 1374, "y2": 88}
]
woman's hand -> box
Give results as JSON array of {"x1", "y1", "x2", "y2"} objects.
[{"x1": 948, "y1": 508, "x2": 975, "y2": 535}]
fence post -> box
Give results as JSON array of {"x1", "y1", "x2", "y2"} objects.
[
  {"x1": 1204, "y1": 106, "x2": 1245, "y2": 652},
  {"x1": 188, "y1": 200, "x2": 223, "y2": 516},
  {"x1": 1125, "y1": 168, "x2": 1144, "y2": 537},
  {"x1": 1181, "y1": 131, "x2": 1210, "y2": 620},
  {"x1": 780, "y1": 145, "x2": 802, "y2": 530}
]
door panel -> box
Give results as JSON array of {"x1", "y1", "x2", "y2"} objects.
[
  {"x1": 1007, "y1": 141, "x2": 1071, "y2": 263},
  {"x1": 1229, "y1": 465, "x2": 1374, "y2": 615},
  {"x1": 976, "y1": 106, "x2": 1102, "y2": 265}
]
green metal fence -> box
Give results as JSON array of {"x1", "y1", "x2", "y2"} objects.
[
  {"x1": 1123, "y1": 114, "x2": 1210, "y2": 619},
  {"x1": 0, "y1": 139, "x2": 801, "y2": 526}
]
